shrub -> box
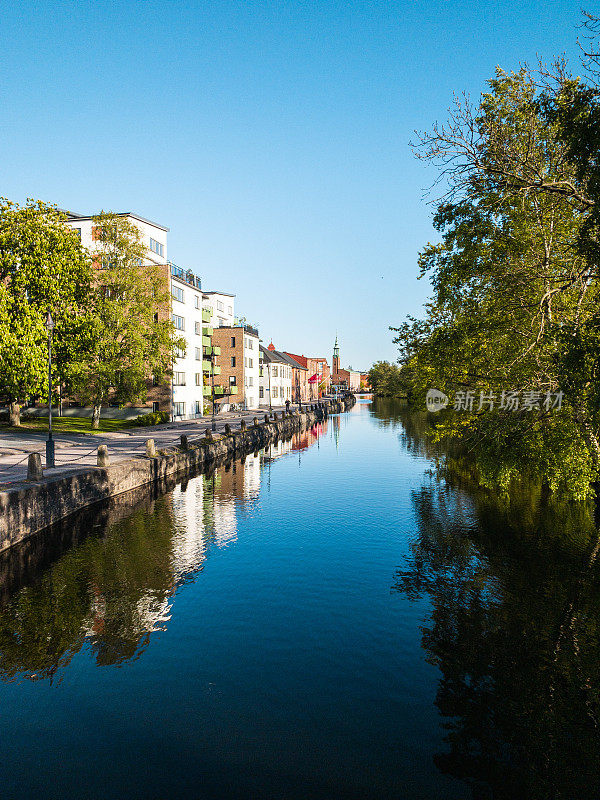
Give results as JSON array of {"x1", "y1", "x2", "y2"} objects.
[{"x1": 133, "y1": 411, "x2": 169, "y2": 426}]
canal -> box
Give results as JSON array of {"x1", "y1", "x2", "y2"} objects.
[{"x1": 0, "y1": 399, "x2": 599, "y2": 799}]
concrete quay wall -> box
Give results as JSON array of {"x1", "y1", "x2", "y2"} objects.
[{"x1": 0, "y1": 399, "x2": 353, "y2": 553}]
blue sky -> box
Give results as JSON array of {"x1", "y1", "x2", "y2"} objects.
[{"x1": 0, "y1": 1, "x2": 585, "y2": 370}]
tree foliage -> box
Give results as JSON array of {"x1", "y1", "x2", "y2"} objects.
[
  {"x1": 394, "y1": 31, "x2": 600, "y2": 498},
  {"x1": 368, "y1": 361, "x2": 405, "y2": 397},
  {"x1": 0, "y1": 199, "x2": 91, "y2": 425},
  {"x1": 67, "y1": 212, "x2": 181, "y2": 428}
]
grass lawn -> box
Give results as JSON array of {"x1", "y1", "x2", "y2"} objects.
[{"x1": 0, "y1": 416, "x2": 137, "y2": 435}]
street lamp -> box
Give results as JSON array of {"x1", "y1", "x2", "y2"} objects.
[{"x1": 45, "y1": 310, "x2": 55, "y2": 469}]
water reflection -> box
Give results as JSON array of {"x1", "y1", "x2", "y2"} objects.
[
  {"x1": 387, "y1": 396, "x2": 600, "y2": 800},
  {"x1": 0, "y1": 423, "x2": 327, "y2": 683}
]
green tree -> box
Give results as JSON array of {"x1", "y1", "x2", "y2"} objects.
[
  {"x1": 368, "y1": 360, "x2": 405, "y2": 397},
  {"x1": 394, "y1": 66, "x2": 600, "y2": 498},
  {"x1": 0, "y1": 199, "x2": 92, "y2": 425},
  {"x1": 67, "y1": 212, "x2": 181, "y2": 428}
]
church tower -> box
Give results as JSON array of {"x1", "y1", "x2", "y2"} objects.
[{"x1": 332, "y1": 336, "x2": 340, "y2": 375}]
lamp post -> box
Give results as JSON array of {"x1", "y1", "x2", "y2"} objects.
[{"x1": 45, "y1": 310, "x2": 55, "y2": 468}]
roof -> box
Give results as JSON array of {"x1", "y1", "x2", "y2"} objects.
[
  {"x1": 281, "y1": 352, "x2": 307, "y2": 370},
  {"x1": 62, "y1": 210, "x2": 169, "y2": 232},
  {"x1": 203, "y1": 290, "x2": 236, "y2": 298},
  {"x1": 285, "y1": 352, "x2": 308, "y2": 369},
  {"x1": 259, "y1": 344, "x2": 288, "y2": 364}
]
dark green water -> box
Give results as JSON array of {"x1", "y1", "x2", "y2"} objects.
[{"x1": 0, "y1": 400, "x2": 599, "y2": 799}]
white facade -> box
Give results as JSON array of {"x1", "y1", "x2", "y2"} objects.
[
  {"x1": 171, "y1": 272, "x2": 213, "y2": 419},
  {"x1": 65, "y1": 212, "x2": 169, "y2": 269},
  {"x1": 243, "y1": 331, "x2": 261, "y2": 410},
  {"x1": 204, "y1": 292, "x2": 235, "y2": 328},
  {"x1": 259, "y1": 347, "x2": 292, "y2": 408}
]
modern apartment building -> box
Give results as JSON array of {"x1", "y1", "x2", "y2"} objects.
[
  {"x1": 211, "y1": 325, "x2": 261, "y2": 410},
  {"x1": 203, "y1": 292, "x2": 235, "y2": 329},
  {"x1": 259, "y1": 345, "x2": 292, "y2": 407},
  {"x1": 65, "y1": 210, "x2": 224, "y2": 420}
]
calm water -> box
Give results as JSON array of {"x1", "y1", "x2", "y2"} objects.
[{"x1": 0, "y1": 400, "x2": 599, "y2": 799}]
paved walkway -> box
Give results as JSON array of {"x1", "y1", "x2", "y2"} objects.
[{"x1": 0, "y1": 405, "x2": 302, "y2": 486}]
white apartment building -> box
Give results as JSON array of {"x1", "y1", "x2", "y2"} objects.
[
  {"x1": 203, "y1": 291, "x2": 235, "y2": 328},
  {"x1": 259, "y1": 345, "x2": 293, "y2": 408},
  {"x1": 65, "y1": 210, "x2": 216, "y2": 421},
  {"x1": 170, "y1": 264, "x2": 214, "y2": 420}
]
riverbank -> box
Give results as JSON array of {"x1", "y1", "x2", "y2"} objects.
[{"x1": 0, "y1": 398, "x2": 354, "y2": 553}]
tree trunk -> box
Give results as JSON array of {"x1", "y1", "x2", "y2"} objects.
[
  {"x1": 9, "y1": 401, "x2": 20, "y2": 427},
  {"x1": 91, "y1": 404, "x2": 102, "y2": 429}
]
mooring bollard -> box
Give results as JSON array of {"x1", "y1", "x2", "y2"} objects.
[
  {"x1": 273, "y1": 412, "x2": 278, "y2": 420},
  {"x1": 145, "y1": 438, "x2": 157, "y2": 458},
  {"x1": 205, "y1": 428, "x2": 213, "y2": 440},
  {"x1": 253, "y1": 417, "x2": 259, "y2": 426},
  {"x1": 264, "y1": 414, "x2": 270, "y2": 423},
  {"x1": 240, "y1": 419, "x2": 246, "y2": 430},
  {"x1": 27, "y1": 452, "x2": 43, "y2": 481},
  {"x1": 224, "y1": 423, "x2": 231, "y2": 434},
  {"x1": 97, "y1": 445, "x2": 110, "y2": 467},
  {"x1": 180, "y1": 434, "x2": 189, "y2": 450}
]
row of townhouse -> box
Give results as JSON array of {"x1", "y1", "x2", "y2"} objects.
[{"x1": 63, "y1": 210, "x2": 334, "y2": 421}]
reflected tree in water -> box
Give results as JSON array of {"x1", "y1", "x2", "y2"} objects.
[{"x1": 394, "y1": 475, "x2": 600, "y2": 799}]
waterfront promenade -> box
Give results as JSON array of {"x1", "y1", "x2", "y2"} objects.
[{"x1": 0, "y1": 406, "x2": 296, "y2": 486}]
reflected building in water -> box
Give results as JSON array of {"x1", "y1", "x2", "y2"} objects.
[{"x1": 0, "y1": 423, "x2": 327, "y2": 682}]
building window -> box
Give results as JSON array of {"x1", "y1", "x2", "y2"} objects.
[
  {"x1": 175, "y1": 346, "x2": 185, "y2": 359},
  {"x1": 172, "y1": 286, "x2": 184, "y2": 303},
  {"x1": 194, "y1": 296, "x2": 201, "y2": 308},
  {"x1": 173, "y1": 401, "x2": 185, "y2": 416},
  {"x1": 248, "y1": 376, "x2": 253, "y2": 387},
  {"x1": 173, "y1": 314, "x2": 184, "y2": 331},
  {"x1": 231, "y1": 356, "x2": 236, "y2": 367},
  {"x1": 247, "y1": 338, "x2": 253, "y2": 350},
  {"x1": 173, "y1": 372, "x2": 186, "y2": 386},
  {"x1": 272, "y1": 386, "x2": 278, "y2": 398},
  {"x1": 152, "y1": 374, "x2": 160, "y2": 386},
  {"x1": 259, "y1": 386, "x2": 264, "y2": 398},
  {"x1": 273, "y1": 366, "x2": 278, "y2": 377},
  {"x1": 228, "y1": 306, "x2": 232, "y2": 315},
  {"x1": 248, "y1": 358, "x2": 253, "y2": 368},
  {"x1": 150, "y1": 238, "x2": 164, "y2": 257},
  {"x1": 195, "y1": 373, "x2": 203, "y2": 385},
  {"x1": 195, "y1": 321, "x2": 202, "y2": 335},
  {"x1": 194, "y1": 400, "x2": 202, "y2": 415},
  {"x1": 154, "y1": 312, "x2": 159, "y2": 322},
  {"x1": 195, "y1": 347, "x2": 202, "y2": 360},
  {"x1": 229, "y1": 376, "x2": 236, "y2": 385},
  {"x1": 217, "y1": 300, "x2": 224, "y2": 311},
  {"x1": 230, "y1": 336, "x2": 236, "y2": 347}
]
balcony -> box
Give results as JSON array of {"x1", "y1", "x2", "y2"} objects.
[
  {"x1": 202, "y1": 335, "x2": 211, "y2": 347},
  {"x1": 202, "y1": 385, "x2": 211, "y2": 396},
  {"x1": 169, "y1": 261, "x2": 202, "y2": 291},
  {"x1": 203, "y1": 326, "x2": 213, "y2": 337},
  {"x1": 202, "y1": 308, "x2": 212, "y2": 323},
  {"x1": 213, "y1": 366, "x2": 221, "y2": 375},
  {"x1": 212, "y1": 346, "x2": 221, "y2": 356},
  {"x1": 214, "y1": 385, "x2": 224, "y2": 396},
  {"x1": 202, "y1": 360, "x2": 212, "y2": 372},
  {"x1": 229, "y1": 386, "x2": 238, "y2": 395}
]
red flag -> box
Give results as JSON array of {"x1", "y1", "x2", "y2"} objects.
[{"x1": 308, "y1": 373, "x2": 318, "y2": 383}]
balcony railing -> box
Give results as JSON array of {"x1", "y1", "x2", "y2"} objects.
[
  {"x1": 202, "y1": 360, "x2": 212, "y2": 372},
  {"x1": 203, "y1": 326, "x2": 213, "y2": 337},
  {"x1": 169, "y1": 261, "x2": 202, "y2": 291},
  {"x1": 202, "y1": 335, "x2": 211, "y2": 347},
  {"x1": 202, "y1": 385, "x2": 211, "y2": 396},
  {"x1": 202, "y1": 308, "x2": 212, "y2": 323}
]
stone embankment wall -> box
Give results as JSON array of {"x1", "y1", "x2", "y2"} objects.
[{"x1": 0, "y1": 398, "x2": 354, "y2": 553}]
